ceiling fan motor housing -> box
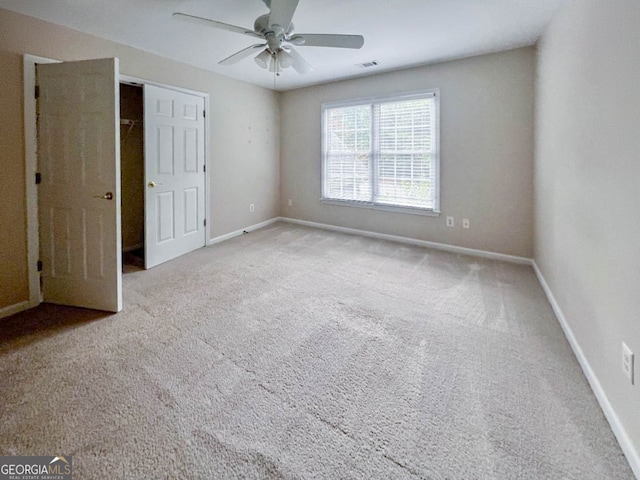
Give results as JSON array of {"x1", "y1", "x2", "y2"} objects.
[{"x1": 255, "y1": 14, "x2": 289, "y2": 53}]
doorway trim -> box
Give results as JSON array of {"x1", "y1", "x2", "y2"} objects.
[
  {"x1": 24, "y1": 54, "x2": 59, "y2": 309},
  {"x1": 24, "y1": 55, "x2": 211, "y2": 308}
]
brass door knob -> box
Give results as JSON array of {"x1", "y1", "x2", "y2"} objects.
[
  {"x1": 94, "y1": 192, "x2": 113, "y2": 200},
  {"x1": 148, "y1": 181, "x2": 156, "y2": 188}
]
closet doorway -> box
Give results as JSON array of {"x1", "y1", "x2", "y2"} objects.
[
  {"x1": 120, "y1": 83, "x2": 145, "y2": 269},
  {"x1": 119, "y1": 80, "x2": 208, "y2": 271}
]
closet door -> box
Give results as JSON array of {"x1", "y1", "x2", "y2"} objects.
[
  {"x1": 144, "y1": 84, "x2": 206, "y2": 269},
  {"x1": 37, "y1": 58, "x2": 122, "y2": 312}
]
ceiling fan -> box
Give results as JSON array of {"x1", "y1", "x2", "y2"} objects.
[{"x1": 173, "y1": 0, "x2": 365, "y2": 75}]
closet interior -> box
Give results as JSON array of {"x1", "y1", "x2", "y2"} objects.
[{"x1": 119, "y1": 83, "x2": 145, "y2": 268}]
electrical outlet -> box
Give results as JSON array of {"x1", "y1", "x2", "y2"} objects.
[
  {"x1": 462, "y1": 218, "x2": 470, "y2": 229},
  {"x1": 622, "y1": 342, "x2": 634, "y2": 384},
  {"x1": 446, "y1": 216, "x2": 455, "y2": 227},
  {"x1": 249, "y1": 204, "x2": 255, "y2": 212},
  {"x1": 288, "y1": 199, "x2": 293, "y2": 207}
]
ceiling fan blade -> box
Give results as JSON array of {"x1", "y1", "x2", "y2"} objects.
[
  {"x1": 173, "y1": 13, "x2": 262, "y2": 39},
  {"x1": 285, "y1": 46, "x2": 313, "y2": 74},
  {"x1": 268, "y1": 0, "x2": 299, "y2": 30},
  {"x1": 293, "y1": 34, "x2": 364, "y2": 49},
  {"x1": 219, "y1": 44, "x2": 266, "y2": 66}
]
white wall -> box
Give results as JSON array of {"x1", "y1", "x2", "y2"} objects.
[
  {"x1": 280, "y1": 47, "x2": 536, "y2": 258},
  {"x1": 535, "y1": 0, "x2": 640, "y2": 473}
]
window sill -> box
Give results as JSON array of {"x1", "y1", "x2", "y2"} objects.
[{"x1": 320, "y1": 198, "x2": 441, "y2": 217}]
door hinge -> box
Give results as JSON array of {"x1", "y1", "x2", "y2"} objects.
[
  {"x1": 35, "y1": 172, "x2": 42, "y2": 184},
  {"x1": 203, "y1": 110, "x2": 206, "y2": 118},
  {"x1": 37, "y1": 260, "x2": 43, "y2": 272},
  {"x1": 203, "y1": 164, "x2": 206, "y2": 172},
  {"x1": 34, "y1": 85, "x2": 40, "y2": 99},
  {"x1": 204, "y1": 219, "x2": 206, "y2": 227}
]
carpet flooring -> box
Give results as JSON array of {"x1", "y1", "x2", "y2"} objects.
[{"x1": 0, "y1": 222, "x2": 634, "y2": 479}]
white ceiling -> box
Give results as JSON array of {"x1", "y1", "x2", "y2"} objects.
[{"x1": 0, "y1": 0, "x2": 570, "y2": 91}]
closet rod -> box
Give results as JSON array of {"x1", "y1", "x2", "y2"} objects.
[
  {"x1": 120, "y1": 118, "x2": 142, "y2": 135},
  {"x1": 120, "y1": 119, "x2": 142, "y2": 125}
]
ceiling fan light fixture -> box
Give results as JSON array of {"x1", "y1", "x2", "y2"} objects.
[
  {"x1": 254, "y1": 49, "x2": 272, "y2": 69},
  {"x1": 278, "y1": 50, "x2": 295, "y2": 69},
  {"x1": 269, "y1": 55, "x2": 279, "y2": 72}
]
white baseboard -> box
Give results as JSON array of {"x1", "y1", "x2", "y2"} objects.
[
  {"x1": 207, "y1": 217, "x2": 281, "y2": 246},
  {"x1": 0, "y1": 300, "x2": 37, "y2": 320},
  {"x1": 280, "y1": 217, "x2": 533, "y2": 265},
  {"x1": 533, "y1": 262, "x2": 640, "y2": 479}
]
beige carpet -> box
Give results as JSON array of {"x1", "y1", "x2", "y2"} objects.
[{"x1": 0, "y1": 222, "x2": 634, "y2": 479}]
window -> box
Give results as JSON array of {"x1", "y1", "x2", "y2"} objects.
[{"x1": 321, "y1": 90, "x2": 440, "y2": 214}]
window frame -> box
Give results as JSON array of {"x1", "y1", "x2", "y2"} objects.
[{"x1": 321, "y1": 89, "x2": 440, "y2": 216}]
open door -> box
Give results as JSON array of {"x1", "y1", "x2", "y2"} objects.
[
  {"x1": 37, "y1": 58, "x2": 122, "y2": 312},
  {"x1": 144, "y1": 84, "x2": 206, "y2": 269}
]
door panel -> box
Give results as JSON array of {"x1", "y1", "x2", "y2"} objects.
[
  {"x1": 157, "y1": 192, "x2": 175, "y2": 243},
  {"x1": 144, "y1": 84, "x2": 206, "y2": 268},
  {"x1": 37, "y1": 58, "x2": 122, "y2": 312},
  {"x1": 184, "y1": 188, "x2": 198, "y2": 234}
]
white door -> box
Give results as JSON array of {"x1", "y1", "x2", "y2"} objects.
[
  {"x1": 37, "y1": 58, "x2": 122, "y2": 312},
  {"x1": 144, "y1": 84, "x2": 206, "y2": 269}
]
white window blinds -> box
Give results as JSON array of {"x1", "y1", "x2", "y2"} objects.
[
  {"x1": 324, "y1": 105, "x2": 371, "y2": 202},
  {"x1": 322, "y1": 90, "x2": 439, "y2": 212}
]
